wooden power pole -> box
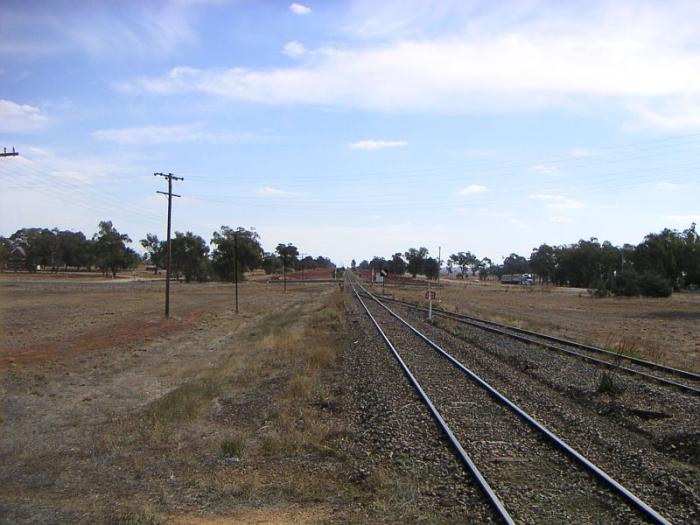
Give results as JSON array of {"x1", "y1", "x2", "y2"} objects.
[{"x1": 155, "y1": 172, "x2": 183, "y2": 318}]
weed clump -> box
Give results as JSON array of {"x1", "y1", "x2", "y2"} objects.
[
  {"x1": 596, "y1": 371, "x2": 625, "y2": 396},
  {"x1": 220, "y1": 432, "x2": 247, "y2": 458}
]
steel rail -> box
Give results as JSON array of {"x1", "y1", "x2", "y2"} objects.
[
  {"x1": 350, "y1": 283, "x2": 515, "y2": 524},
  {"x1": 371, "y1": 295, "x2": 700, "y2": 396},
  {"x1": 355, "y1": 280, "x2": 673, "y2": 525}
]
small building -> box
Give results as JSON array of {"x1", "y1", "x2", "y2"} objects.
[{"x1": 7, "y1": 246, "x2": 27, "y2": 272}]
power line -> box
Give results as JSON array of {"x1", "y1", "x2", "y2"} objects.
[
  {"x1": 178, "y1": 133, "x2": 700, "y2": 185},
  {"x1": 0, "y1": 163, "x2": 163, "y2": 226}
]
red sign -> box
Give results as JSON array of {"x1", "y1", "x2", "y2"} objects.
[{"x1": 425, "y1": 290, "x2": 437, "y2": 300}]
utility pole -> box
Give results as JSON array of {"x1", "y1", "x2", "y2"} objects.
[
  {"x1": 300, "y1": 253, "x2": 305, "y2": 281},
  {"x1": 283, "y1": 254, "x2": 287, "y2": 292},
  {"x1": 234, "y1": 232, "x2": 239, "y2": 313},
  {"x1": 155, "y1": 172, "x2": 183, "y2": 318},
  {"x1": 0, "y1": 147, "x2": 19, "y2": 157},
  {"x1": 438, "y1": 246, "x2": 441, "y2": 287}
]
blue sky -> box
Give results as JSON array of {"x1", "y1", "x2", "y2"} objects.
[{"x1": 1, "y1": 0, "x2": 699, "y2": 266}]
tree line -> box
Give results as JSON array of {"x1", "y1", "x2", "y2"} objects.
[
  {"x1": 1, "y1": 222, "x2": 335, "y2": 282},
  {"x1": 352, "y1": 223, "x2": 699, "y2": 297}
]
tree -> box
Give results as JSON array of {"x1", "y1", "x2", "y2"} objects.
[
  {"x1": 10, "y1": 228, "x2": 57, "y2": 270},
  {"x1": 211, "y1": 226, "x2": 263, "y2": 281},
  {"x1": 502, "y1": 253, "x2": 529, "y2": 275},
  {"x1": 405, "y1": 247, "x2": 429, "y2": 277},
  {"x1": 478, "y1": 257, "x2": 493, "y2": 280},
  {"x1": 450, "y1": 251, "x2": 478, "y2": 278},
  {"x1": 387, "y1": 253, "x2": 407, "y2": 275},
  {"x1": 351, "y1": 259, "x2": 356, "y2": 270},
  {"x1": 262, "y1": 252, "x2": 282, "y2": 274},
  {"x1": 679, "y1": 223, "x2": 700, "y2": 287},
  {"x1": 140, "y1": 233, "x2": 164, "y2": 274},
  {"x1": 0, "y1": 237, "x2": 11, "y2": 271},
  {"x1": 370, "y1": 256, "x2": 387, "y2": 274},
  {"x1": 276, "y1": 243, "x2": 299, "y2": 278},
  {"x1": 423, "y1": 257, "x2": 440, "y2": 280},
  {"x1": 56, "y1": 230, "x2": 90, "y2": 269},
  {"x1": 93, "y1": 221, "x2": 133, "y2": 277},
  {"x1": 529, "y1": 244, "x2": 556, "y2": 283},
  {"x1": 171, "y1": 231, "x2": 210, "y2": 283}
]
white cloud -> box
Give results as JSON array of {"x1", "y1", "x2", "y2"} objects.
[
  {"x1": 549, "y1": 216, "x2": 573, "y2": 224},
  {"x1": 0, "y1": 99, "x2": 49, "y2": 133},
  {"x1": 0, "y1": 2, "x2": 197, "y2": 59},
  {"x1": 289, "y1": 3, "x2": 311, "y2": 15},
  {"x1": 569, "y1": 148, "x2": 602, "y2": 158},
  {"x1": 256, "y1": 186, "x2": 296, "y2": 197},
  {"x1": 628, "y1": 97, "x2": 700, "y2": 131},
  {"x1": 348, "y1": 140, "x2": 407, "y2": 150},
  {"x1": 92, "y1": 124, "x2": 256, "y2": 145},
  {"x1": 667, "y1": 214, "x2": 700, "y2": 223},
  {"x1": 283, "y1": 41, "x2": 306, "y2": 59},
  {"x1": 463, "y1": 149, "x2": 497, "y2": 158},
  {"x1": 124, "y1": 3, "x2": 700, "y2": 125},
  {"x1": 655, "y1": 182, "x2": 685, "y2": 191},
  {"x1": 531, "y1": 164, "x2": 559, "y2": 175},
  {"x1": 457, "y1": 184, "x2": 487, "y2": 195},
  {"x1": 529, "y1": 193, "x2": 584, "y2": 210}
]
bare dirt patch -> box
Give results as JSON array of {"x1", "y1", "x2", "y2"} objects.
[{"x1": 383, "y1": 279, "x2": 700, "y2": 371}]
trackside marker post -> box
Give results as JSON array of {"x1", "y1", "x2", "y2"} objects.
[{"x1": 425, "y1": 283, "x2": 437, "y2": 321}]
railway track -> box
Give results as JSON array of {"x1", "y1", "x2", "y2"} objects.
[
  {"x1": 366, "y1": 294, "x2": 700, "y2": 396},
  {"x1": 350, "y1": 278, "x2": 673, "y2": 524}
]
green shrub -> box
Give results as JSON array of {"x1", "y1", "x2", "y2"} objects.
[
  {"x1": 637, "y1": 272, "x2": 672, "y2": 297},
  {"x1": 589, "y1": 278, "x2": 610, "y2": 297},
  {"x1": 611, "y1": 270, "x2": 640, "y2": 297}
]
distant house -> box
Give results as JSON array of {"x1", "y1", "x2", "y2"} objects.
[{"x1": 7, "y1": 246, "x2": 27, "y2": 272}]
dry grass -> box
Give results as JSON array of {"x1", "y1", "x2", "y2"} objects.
[
  {"x1": 98, "y1": 288, "x2": 350, "y2": 522},
  {"x1": 390, "y1": 280, "x2": 700, "y2": 371},
  {"x1": 604, "y1": 334, "x2": 665, "y2": 362}
]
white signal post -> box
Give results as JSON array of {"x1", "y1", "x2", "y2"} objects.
[{"x1": 426, "y1": 281, "x2": 437, "y2": 321}]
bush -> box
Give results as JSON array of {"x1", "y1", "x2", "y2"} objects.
[
  {"x1": 589, "y1": 278, "x2": 610, "y2": 297},
  {"x1": 637, "y1": 272, "x2": 672, "y2": 297},
  {"x1": 611, "y1": 270, "x2": 640, "y2": 297}
]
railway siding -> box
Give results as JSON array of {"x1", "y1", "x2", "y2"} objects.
[{"x1": 375, "y1": 294, "x2": 699, "y2": 523}]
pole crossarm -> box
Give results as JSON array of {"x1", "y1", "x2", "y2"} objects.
[{"x1": 0, "y1": 147, "x2": 19, "y2": 157}]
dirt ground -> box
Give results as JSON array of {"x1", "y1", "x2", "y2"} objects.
[
  {"x1": 0, "y1": 277, "x2": 362, "y2": 524},
  {"x1": 384, "y1": 278, "x2": 700, "y2": 372},
  {"x1": 3, "y1": 274, "x2": 698, "y2": 524}
]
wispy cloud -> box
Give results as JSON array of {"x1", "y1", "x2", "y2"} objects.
[
  {"x1": 529, "y1": 193, "x2": 584, "y2": 210},
  {"x1": 655, "y1": 181, "x2": 685, "y2": 191},
  {"x1": 531, "y1": 164, "x2": 559, "y2": 175},
  {"x1": 348, "y1": 140, "x2": 407, "y2": 150},
  {"x1": 92, "y1": 124, "x2": 257, "y2": 145},
  {"x1": 457, "y1": 184, "x2": 487, "y2": 195},
  {"x1": 0, "y1": 2, "x2": 197, "y2": 59},
  {"x1": 0, "y1": 99, "x2": 49, "y2": 133},
  {"x1": 569, "y1": 148, "x2": 602, "y2": 158},
  {"x1": 463, "y1": 149, "x2": 497, "y2": 158},
  {"x1": 667, "y1": 214, "x2": 700, "y2": 223},
  {"x1": 256, "y1": 186, "x2": 297, "y2": 197},
  {"x1": 283, "y1": 41, "x2": 306, "y2": 59},
  {"x1": 289, "y1": 3, "x2": 311, "y2": 15},
  {"x1": 123, "y1": 3, "x2": 700, "y2": 127},
  {"x1": 549, "y1": 215, "x2": 573, "y2": 224}
]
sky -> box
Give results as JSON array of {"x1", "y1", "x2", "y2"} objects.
[{"x1": 1, "y1": 0, "x2": 699, "y2": 267}]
